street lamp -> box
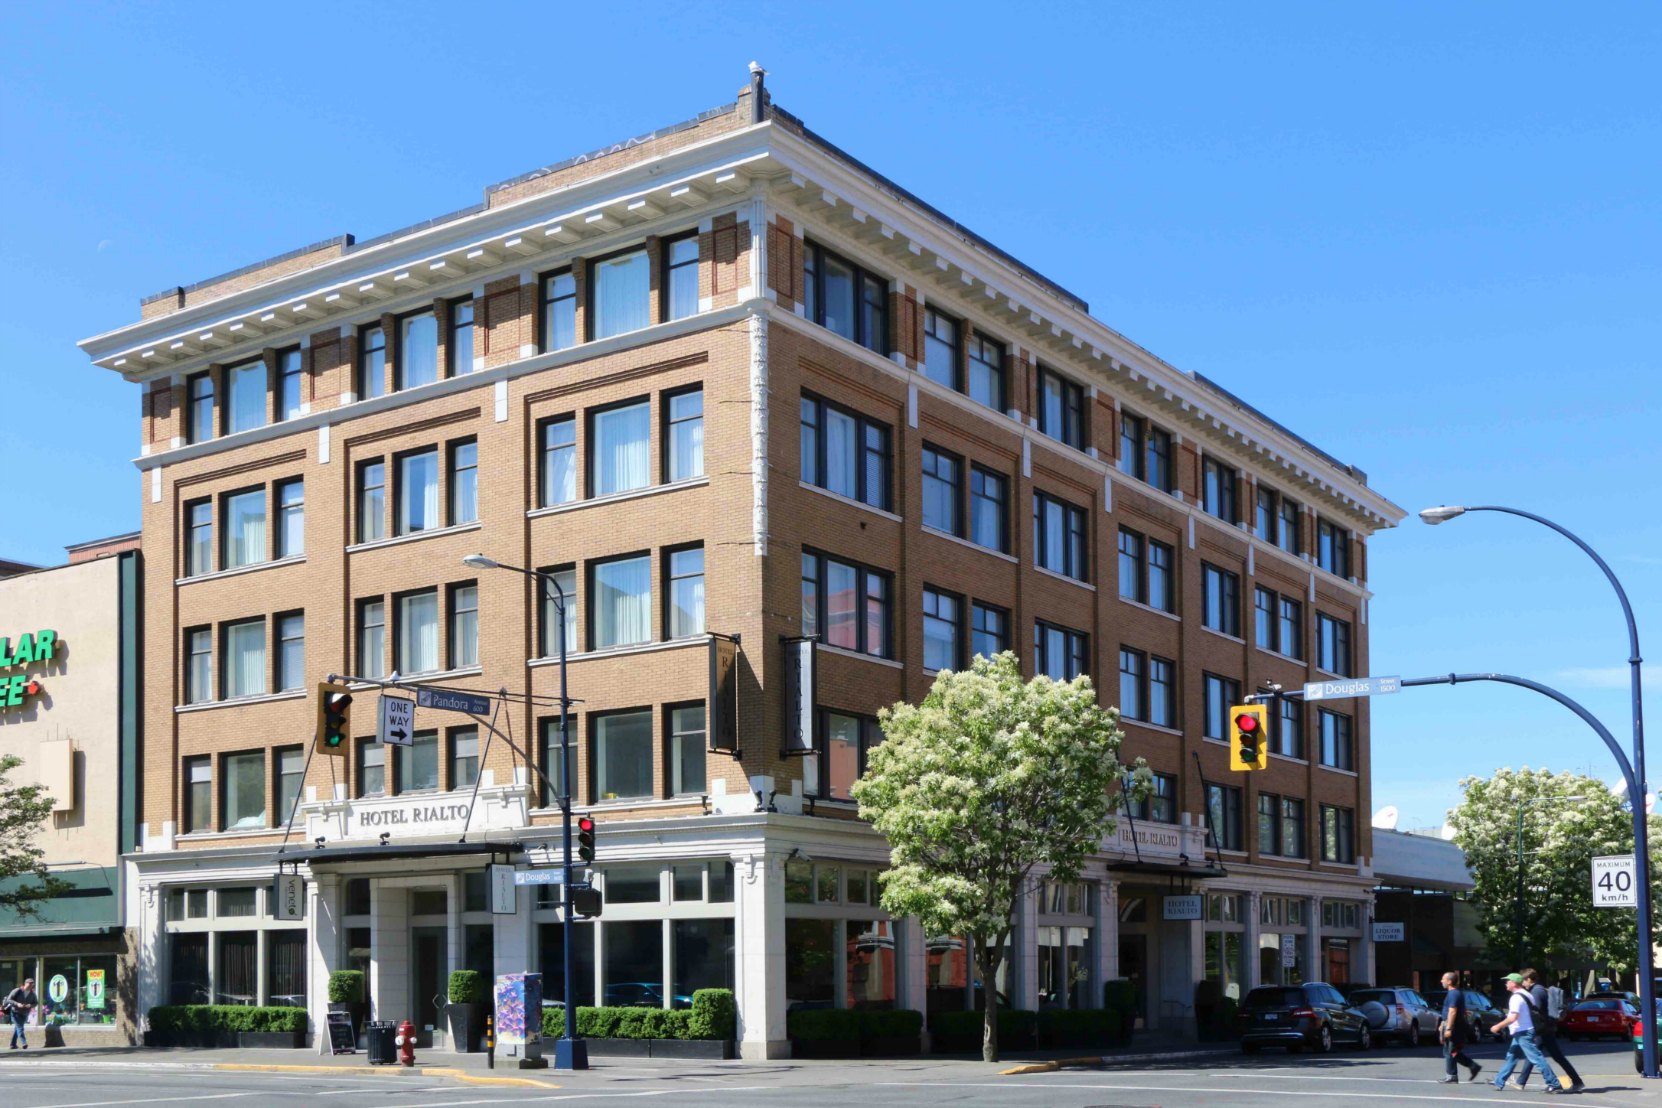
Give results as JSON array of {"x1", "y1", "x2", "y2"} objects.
[
  {"x1": 1514, "y1": 794, "x2": 1586, "y2": 967},
  {"x1": 462, "y1": 553, "x2": 586, "y2": 1071},
  {"x1": 1421, "y1": 504, "x2": 1653, "y2": 1076}
]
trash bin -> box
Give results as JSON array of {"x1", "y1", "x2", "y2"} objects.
[{"x1": 366, "y1": 1020, "x2": 398, "y2": 1065}]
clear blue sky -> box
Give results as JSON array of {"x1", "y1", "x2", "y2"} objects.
[{"x1": 2, "y1": 1, "x2": 1656, "y2": 830}]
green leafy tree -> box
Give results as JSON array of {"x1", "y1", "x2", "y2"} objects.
[
  {"x1": 0, "y1": 755, "x2": 67, "y2": 918},
  {"x1": 851, "y1": 652, "x2": 1142, "y2": 1062},
  {"x1": 1446, "y1": 766, "x2": 1651, "y2": 975}
]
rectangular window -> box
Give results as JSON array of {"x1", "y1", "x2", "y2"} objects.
[
  {"x1": 357, "y1": 737, "x2": 385, "y2": 798},
  {"x1": 1117, "y1": 528, "x2": 1145, "y2": 604},
  {"x1": 1319, "y1": 709, "x2": 1354, "y2": 771},
  {"x1": 222, "y1": 751, "x2": 266, "y2": 831},
  {"x1": 448, "y1": 440, "x2": 478, "y2": 525},
  {"x1": 1146, "y1": 426, "x2": 1172, "y2": 492},
  {"x1": 1202, "y1": 456, "x2": 1238, "y2": 524},
  {"x1": 592, "y1": 554, "x2": 651, "y2": 650},
  {"x1": 1035, "y1": 621, "x2": 1088, "y2": 681},
  {"x1": 922, "y1": 588, "x2": 961, "y2": 672},
  {"x1": 799, "y1": 393, "x2": 890, "y2": 510},
  {"x1": 804, "y1": 241, "x2": 888, "y2": 354},
  {"x1": 1147, "y1": 539, "x2": 1174, "y2": 611},
  {"x1": 449, "y1": 584, "x2": 479, "y2": 669},
  {"x1": 1148, "y1": 656, "x2": 1176, "y2": 727},
  {"x1": 186, "y1": 500, "x2": 213, "y2": 577},
  {"x1": 449, "y1": 727, "x2": 479, "y2": 791},
  {"x1": 1206, "y1": 783, "x2": 1243, "y2": 851},
  {"x1": 278, "y1": 347, "x2": 304, "y2": 421},
  {"x1": 922, "y1": 308, "x2": 960, "y2": 390},
  {"x1": 539, "y1": 417, "x2": 576, "y2": 507},
  {"x1": 971, "y1": 602, "x2": 1008, "y2": 660},
  {"x1": 187, "y1": 371, "x2": 215, "y2": 443},
  {"x1": 274, "y1": 479, "x2": 303, "y2": 559},
  {"x1": 593, "y1": 710, "x2": 653, "y2": 800},
  {"x1": 539, "y1": 566, "x2": 578, "y2": 657},
  {"x1": 275, "y1": 746, "x2": 304, "y2": 826},
  {"x1": 1130, "y1": 771, "x2": 1177, "y2": 823},
  {"x1": 1280, "y1": 597, "x2": 1303, "y2": 660},
  {"x1": 667, "y1": 546, "x2": 705, "y2": 639},
  {"x1": 1281, "y1": 797, "x2": 1306, "y2": 858},
  {"x1": 1201, "y1": 563, "x2": 1241, "y2": 636},
  {"x1": 185, "y1": 627, "x2": 212, "y2": 704},
  {"x1": 590, "y1": 247, "x2": 650, "y2": 340},
  {"x1": 800, "y1": 551, "x2": 892, "y2": 658},
  {"x1": 1278, "y1": 698, "x2": 1305, "y2": 759},
  {"x1": 396, "y1": 590, "x2": 439, "y2": 674},
  {"x1": 1038, "y1": 367, "x2": 1084, "y2": 449},
  {"x1": 1254, "y1": 586, "x2": 1276, "y2": 651},
  {"x1": 816, "y1": 711, "x2": 881, "y2": 800},
  {"x1": 966, "y1": 332, "x2": 1006, "y2": 412},
  {"x1": 590, "y1": 399, "x2": 651, "y2": 497},
  {"x1": 1257, "y1": 792, "x2": 1278, "y2": 856},
  {"x1": 538, "y1": 717, "x2": 570, "y2": 806},
  {"x1": 1317, "y1": 518, "x2": 1351, "y2": 578},
  {"x1": 664, "y1": 388, "x2": 705, "y2": 482},
  {"x1": 222, "y1": 618, "x2": 266, "y2": 700},
  {"x1": 1118, "y1": 648, "x2": 1145, "y2": 721},
  {"x1": 1255, "y1": 486, "x2": 1278, "y2": 544},
  {"x1": 184, "y1": 756, "x2": 211, "y2": 832},
  {"x1": 1279, "y1": 498, "x2": 1303, "y2": 554},
  {"x1": 357, "y1": 599, "x2": 386, "y2": 680},
  {"x1": 448, "y1": 297, "x2": 474, "y2": 376},
  {"x1": 396, "y1": 449, "x2": 440, "y2": 535},
  {"x1": 969, "y1": 465, "x2": 1008, "y2": 552},
  {"x1": 921, "y1": 445, "x2": 962, "y2": 535},
  {"x1": 1203, "y1": 673, "x2": 1242, "y2": 740},
  {"x1": 669, "y1": 704, "x2": 705, "y2": 797},
  {"x1": 1033, "y1": 491, "x2": 1087, "y2": 580},
  {"x1": 222, "y1": 488, "x2": 266, "y2": 568},
  {"x1": 397, "y1": 730, "x2": 440, "y2": 793},
  {"x1": 1322, "y1": 805, "x2": 1356, "y2": 863},
  {"x1": 357, "y1": 324, "x2": 386, "y2": 400},
  {"x1": 664, "y1": 234, "x2": 700, "y2": 321},
  {"x1": 397, "y1": 309, "x2": 439, "y2": 390},
  {"x1": 1118, "y1": 413, "x2": 1144, "y2": 480},
  {"x1": 276, "y1": 612, "x2": 304, "y2": 692},
  {"x1": 1317, "y1": 614, "x2": 1352, "y2": 676},
  {"x1": 541, "y1": 269, "x2": 577, "y2": 353},
  {"x1": 225, "y1": 358, "x2": 266, "y2": 434},
  {"x1": 357, "y1": 460, "x2": 385, "y2": 544}
]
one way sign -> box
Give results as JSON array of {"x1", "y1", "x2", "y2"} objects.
[{"x1": 379, "y1": 695, "x2": 415, "y2": 747}]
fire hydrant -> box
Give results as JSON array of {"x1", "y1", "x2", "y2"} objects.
[{"x1": 395, "y1": 1019, "x2": 416, "y2": 1067}]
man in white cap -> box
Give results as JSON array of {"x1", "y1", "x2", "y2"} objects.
[{"x1": 1490, "y1": 972, "x2": 1566, "y2": 1094}]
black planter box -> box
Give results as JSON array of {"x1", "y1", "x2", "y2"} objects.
[
  {"x1": 581, "y1": 1037, "x2": 735, "y2": 1059},
  {"x1": 239, "y1": 1031, "x2": 307, "y2": 1049},
  {"x1": 861, "y1": 1034, "x2": 921, "y2": 1057},
  {"x1": 144, "y1": 1030, "x2": 237, "y2": 1048},
  {"x1": 790, "y1": 1038, "x2": 859, "y2": 1059}
]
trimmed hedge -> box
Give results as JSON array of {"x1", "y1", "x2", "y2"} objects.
[
  {"x1": 929, "y1": 1007, "x2": 1037, "y2": 1043},
  {"x1": 148, "y1": 1005, "x2": 308, "y2": 1033},
  {"x1": 787, "y1": 1008, "x2": 861, "y2": 1042},
  {"x1": 860, "y1": 1008, "x2": 923, "y2": 1039},
  {"x1": 541, "y1": 988, "x2": 735, "y2": 1041},
  {"x1": 1037, "y1": 1005, "x2": 1117, "y2": 1047},
  {"x1": 448, "y1": 970, "x2": 488, "y2": 1004},
  {"x1": 327, "y1": 970, "x2": 365, "y2": 1004}
]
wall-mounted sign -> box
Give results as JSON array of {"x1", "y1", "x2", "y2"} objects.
[
  {"x1": 781, "y1": 637, "x2": 816, "y2": 756},
  {"x1": 1372, "y1": 922, "x2": 1405, "y2": 943},
  {"x1": 0, "y1": 629, "x2": 55, "y2": 709},
  {"x1": 708, "y1": 636, "x2": 740, "y2": 753},
  {"x1": 1163, "y1": 895, "x2": 1203, "y2": 920},
  {"x1": 488, "y1": 864, "x2": 517, "y2": 914}
]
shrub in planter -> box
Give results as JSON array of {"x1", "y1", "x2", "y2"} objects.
[
  {"x1": 445, "y1": 970, "x2": 489, "y2": 1052},
  {"x1": 1103, "y1": 979, "x2": 1136, "y2": 1043},
  {"x1": 858, "y1": 1008, "x2": 923, "y2": 1055},
  {"x1": 788, "y1": 1007, "x2": 862, "y2": 1058},
  {"x1": 539, "y1": 994, "x2": 734, "y2": 1043},
  {"x1": 148, "y1": 1004, "x2": 308, "y2": 1042},
  {"x1": 687, "y1": 989, "x2": 738, "y2": 1040},
  {"x1": 1213, "y1": 996, "x2": 1240, "y2": 1041},
  {"x1": 447, "y1": 970, "x2": 488, "y2": 1004},
  {"x1": 327, "y1": 970, "x2": 365, "y2": 1004},
  {"x1": 928, "y1": 1007, "x2": 1037, "y2": 1051}
]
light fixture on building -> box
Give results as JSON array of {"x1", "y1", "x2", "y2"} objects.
[
  {"x1": 378, "y1": 832, "x2": 391, "y2": 846},
  {"x1": 313, "y1": 837, "x2": 326, "y2": 848}
]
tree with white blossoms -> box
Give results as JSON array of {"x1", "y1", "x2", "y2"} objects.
[{"x1": 850, "y1": 652, "x2": 1145, "y2": 1063}]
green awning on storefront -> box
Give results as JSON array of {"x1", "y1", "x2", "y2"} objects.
[{"x1": 0, "y1": 865, "x2": 120, "y2": 937}]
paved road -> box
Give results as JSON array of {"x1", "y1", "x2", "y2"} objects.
[{"x1": 1, "y1": 1039, "x2": 1655, "y2": 1106}]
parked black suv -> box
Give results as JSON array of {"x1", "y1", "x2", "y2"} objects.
[{"x1": 1238, "y1": 981, "x2": 1371, "y2": 1054}]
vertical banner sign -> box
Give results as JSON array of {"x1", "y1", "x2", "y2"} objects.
[
  {"x1": 1280, "y1": 933, "x2": 1297, "y2": 968},
  {"x1": 707, "y1": 636, "x2": 740, "y2": 753},
  {"x1": 488, "y1": 864, "x2": 517, "y2": 915},
  {"x1": 781, "y1": 637, "x2": 817, "y2": 756},
  {"x1": 85, "y1": 969, "x2": 106, "y2": 1010},
  {"x1": 272, "y1": 874, "x2": 305, "y2": 921}
]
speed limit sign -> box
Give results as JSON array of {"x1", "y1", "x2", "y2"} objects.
[{"x1": 1592, "y1": 854, "x2": 1638, "y2": 908}]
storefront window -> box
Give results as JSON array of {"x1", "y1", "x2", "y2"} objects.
[
  {"x1": 1204, "y1": 931, "x2": 1244, "y2": 1001},
  {"x1": 538, "y1": 921, "x2": 595, "y2": 1008},
  {"x1": 216, "y1": 932, "x2": 258, "y2": 1005},
  {"x1": 268, "y1": 932, "x2": 307, "y2": 1008},
  {"x1": 1259, "y1": 932, "x2": 1305, "y2": 986},
  {"x1": 606, "y1": 866, "x2": 661, "y2": 905},
  {"x1": 785, "y1": 918, "x2": 836, "y2": 1008},
  {"x1": 36, "y1": 955, "x2": 118, "y2": 1027},
  {"x1": 847, "y1": 919, "x2": 898, "y2": 1009},
  {"x1": 784, "y1": 860, "x2": 813, "y2": 904},
  {"x1": 815, "y1": 865, "x2": 841, "y2": 904},
  {"x1": 603, "y1": 920, "x2": 663, "y2": 1008},
  {"x1": 169, "y1": 934, "x2": 209, "y2": 1005},
  {"x1": 673, "y1": 919, "x2": 734, "y2": 1005},
  {"x1": 925, "y1": 936, "x2": 970, "y2": 1013},
  {"x1": 1037, "y1": 926, "x2": 1092, "y2": 1008}
]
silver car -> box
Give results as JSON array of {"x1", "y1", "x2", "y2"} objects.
[{"x1": 1349, "y1": 986, "x2": 1439, "y2": 1047}]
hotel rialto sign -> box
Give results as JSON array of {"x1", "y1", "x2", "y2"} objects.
[{"x1": 0, "y1": 628, "x2": 57, "y2": 709}]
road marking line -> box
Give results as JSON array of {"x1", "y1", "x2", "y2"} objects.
[
  {"x1": 530, "y1": 1087, "x2": 773, "y2": 1102},
  {"x1": 54, "y1": 1095, "x2": 251, "y2": 1108},
  {"x1": 883, "y1": 1080, "x2": 1637, "y2": 1103}
]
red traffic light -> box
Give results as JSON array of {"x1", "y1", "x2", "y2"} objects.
[
  {"x1": 1234, "y1": 712, "x2": 1260, "y2": 733},
  {"x1": 577, "y1": 816, "x2": 595, "y2": 834}
]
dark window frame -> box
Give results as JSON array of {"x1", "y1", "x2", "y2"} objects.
[
  {"x1": 969, "y1": 463, "x2": 1010, "y2": 553},
  {"x1": 922, "y1": 306, "x2": 962, "y2": 390},
  {"x1": 448, "y1": 296, "x2": 475, "y2": 377},
  {"x1": 799, "y1": 391, "x2": 892, "y2": 511},
  {"x1": 277, "y1": 346, "x2": 305, "y2": 421},
  {"x1": 1033, "y1": 490, "x2": 1088, "y2": 581},
  {"x1": 586, "y1": 394, "x2": 653, "y2": 499},
  {"x1": 1317, "y1": 613, "x2": 1353, "y2": 676},
  {"x1": 1319, "y1": 708, "x2": 1355, "y2": 771},
  {"x1": 1321, "y1": 804, "x2": 1357, "y2": 864},
  {"x1": 539, "y1": 267, "x2": 578, "y2": 353},
  {"x1": 921, "y1": 585, "x2": 965, "y2": 672},
  {"x1": 1034, "y1": 620, "x2": 1089, "y2": 681},
  {"x1": 186, "y1": 370, "x2": 216, "y2": 444},
  {"x1": 800, "y1": 548, "x2": 894, "y2": 659},
  {"x1": 356, "y1": 457, "x2": 387, "y2": 544},
  {"x1": 1037, "y1": 365, "x2": 1085, "y2": 449},
  {"x1": 537, "y1": 413, "x2": 578, "y2": 508},
  {"x1": 971, "y1": 601, "x2": 1010, "y2": 660},
  {"x1": 662, "y1": 385, "x2": 705, "y2": 484},
  {"x1": 1202, "y1": 455, "x2": 1239, "y2": 524},
  {"x1": 183, "y1": 754, "x2": 212, "y2": 833},
  {"x1": 1202, "y1": 672, "x2": 1243, "y2": 740},
  {"x1": 392, "y1": 305, "x2": 440, "y2": 392},
  {"x1": 356, "y1": 323, "x2": 386, "y2": 400},
  {"x1": 813, "y1": 708, "x2": 883, "y2": 801},
  {"x1": 1206, "y1": 782, "x2": 1244, "y2": 852},
  {"x1": 664, "y1": 543, "x2": 706, "y2": 641},
  {"x1": 1129, "y1": 770, "x2": 1177, "y2": 823},
  {"x1": 1317, "y1": 517, "x2": 1352, "y2": 579},
  {"x1": 803, "y1": 240, "x2": 890, "y2": 355},
  {"x1": 661, "y1": 231, "x2": 701, "y2": 323},
  {"x1": 447, "y1": 437, "x2": 478, "y2": 526},
  {"x1": 585, "y1": 242, "x2": 652, "y2": 342},
  {"x1": 588, "y1": 705, "x2": 656, "y2": 803},
  {"x1": 1201, "y1": 562, "x2": 1242, "y2": 637},
  {"x1": 920, "y1": 443, "x2": 963, "y2": 536}
]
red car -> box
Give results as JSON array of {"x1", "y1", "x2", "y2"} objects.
[{"x1": 1560, "y1": 997, "x2": 1639, "y2": 1041}]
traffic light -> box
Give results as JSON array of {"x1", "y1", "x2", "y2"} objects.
[
  {"x1": 570, "y1": 883, "x2": 603, "y2": 919},
  {"x1": 314, "y1": 682, "x2": 353, "y2": 757},
  {"x1": 1229, "y1": 703, "x2": 1269, "y2": 771},
  {"x1": 576, "y1": 815, "x2": 596, "y2": 864}
]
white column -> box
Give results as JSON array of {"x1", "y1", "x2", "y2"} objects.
[
  {"x1": 734, "y1": 850, "x2": 787, "y2": 1059},
  {"x1": 491, "y1": 883, "x2": 533, "y2": 983},
  {"x1": 1305, "y1": 896, "x2": 1323, "y2": 984},
  {"x1": 308, "y1": 873, "x2": 341, "y2": 1041},
  {"x1": 135, "y1": 881, "x2": 165, "y2": 1032},
  {"x1": 1353, "y1": 897, "x2": 1374, "y2": 985},
  {"x1": 372, "y1": 881, "x2": 409, "y2": 1024},
  {"x1": 1243, "y1": 891, "x2": 1262, "y2": 991},
  {"x1": 256, "y1": 929, "x2": 271, "y2": 1007},
  {"x1": 896, "y1": 916, "x2": 927, "y2": 1023},
  {"x1": 1014, "y1": 877, "x2": 1039, "y2": 1011}
]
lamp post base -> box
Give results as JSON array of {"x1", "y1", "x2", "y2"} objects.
[{"x1": 553, "y1": 1037, "x2": 588, "y2": 1070}]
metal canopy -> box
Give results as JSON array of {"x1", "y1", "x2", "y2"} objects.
[{"x1": 277, "y1": 840, "x2": 525, "y2": 867}]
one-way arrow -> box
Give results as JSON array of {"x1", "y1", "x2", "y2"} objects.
[{"x1": 388, "y1": 729, "x2": 407, "y2": 742}]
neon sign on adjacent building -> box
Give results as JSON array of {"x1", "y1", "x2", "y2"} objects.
[{"x1": 0, "y1": 628, "x2": 57, "y2": 708}]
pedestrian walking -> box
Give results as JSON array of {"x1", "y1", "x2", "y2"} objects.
[
  {"x1": 1437, "y1": 971, "x2": 1482, "y2": 1083},
  {"x1": 1490, "y1": 972, "x2": 1566, "y2": 1094},
  {"x1": 1512, "y1": 968, "x2": 1585, "y2": 1092},
  {"x1": 4, "y1": 976, "x2": 38, "y2": 1049}
]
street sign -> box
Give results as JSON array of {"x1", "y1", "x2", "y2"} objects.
[
  {"x1": 513, "y1": 868, "x2": 565, "y2": 886},
  {"x1": 1593, "y1": 854, "x2": 1639, "y2": 908},
  {"x1": 272, "y1": 873, "x2": 304, "y2": 920},
  {"x1": 379, "y1": 694, "x2": 415, "y2": 747},
  {"x1": 1280, "y1": 933, "x2": 1296, "y2": 968},
  {"x1": 417, "y1": 687, "x2": 492, "y2": 715},
  {"x1": 1163, "y1": 895, "x2": 1202, "y2": 920},
  {"x1": 488, "y1": 864, "x2": 517, "y2": 913},
  {"x1": 1303, "y1": 675, "x2": 1403, "y2": 702},
  {"x1": 1373, "y1": 922, "x2": 1405, "y2": 943}
]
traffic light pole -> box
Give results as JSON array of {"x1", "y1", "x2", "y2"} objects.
[{"x1": 546, "y1": 571, "x2": 586, "y2": 1071}]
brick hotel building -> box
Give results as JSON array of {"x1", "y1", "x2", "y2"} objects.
[{"x1": 80, "y1": 71, "x2": 1403, "y2": 1056}]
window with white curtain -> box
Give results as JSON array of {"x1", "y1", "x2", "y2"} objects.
[
  {"x1": 397, "y1": 590, "x2": 439, "y2": 674},
  {"x1": 398, "y1": 310, "x2": 439, "y2": 389},
  {"x1": 222, "y1": 489, "x2": 266, "y2": 568},
  {"x1": 594, "y1": 710, "x2": 653, "y2": 799},
  {"x1": 541, "y1": 417, "x2": 576, "y2": 506},
  {"x1": 449, "y1": 440, "x2": 477, "y2": 525},
  {"x1": 222, "y1": 751, "x2": 266, "y2": 831},
  {"x1": 186, "y1": 628, "x2": 213, "y2": 704},
  {"x1": 276, "y1": 613, "x2": 304, "y2": 691},
  {"x1": 398, "y1": 730, "x2": 440, "y2": 792},
  {"x1": 450, "y1": 727, "x2": 479, "y2": 790},
  {"x1": 225, "y1": 359, "x2": 266, "y2": 434},
  {"x1": 670, "y1": 705, "x2": 705, "y2": 796},
  {"x1": 358, "y1": 324, "x2": 386, "y2": 400},
  {"x1": 397, "y1": 450, "x2": 440, "y2": 535},
  {"x1": 276, "y1": 480, "x2": 303, "y2": 558},
  {"x1": 667, "y1": 547, "x2": 704, "y2": 638},
  {"x1": 592, "y1": 555, "x2": 651, "y2": 650},
  {"x1": 664, "y1": 235, "x2": 700, "y2": 321},
  {"x1": 358, "y1": 599, "x2": 385, "y2": 680},
  {"x1": 186, "y1": 500, "x2": 213, "y2": 576},
  {"x1": 590, "y1": 248, "x2": 650, "y2": 340},
  {"x1": 590, "y1": 401, "x2": 650, "y2": 497},
  {"x1": 187, "y1": 372, "x2": 215, "y2": 443},
  {"x1": 540, "y1": 567, "x2": 578, "y2": 656},
  {"x1": 541, "y1": 270, "x2": 577, "y2": 352},
  {"x1": 358, "y1": 461, "x2": 386, "y2": 544},
  {"x1": 276, "y1": 746, "x2": 304, "y2": 824},
  {"x1": 223, "y1": 619, "x2": 266, "y2": 699},
  {"x1": 666, "y1": 389, "x2": 704, "y2": 481},
  {"x1": 449, "y1": 584, "x2": 478, "y2": 668}
]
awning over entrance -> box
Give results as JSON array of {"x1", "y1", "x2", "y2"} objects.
[
  {"x1": 1107, "y1": 857, "x2": 1229, "y2": 879},
  {"x1": 275, "y1": 840, "x2": 525, "y2": 867}
]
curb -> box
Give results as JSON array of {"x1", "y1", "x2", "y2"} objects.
[
  {"x1": 999, "y1": 1047, "x2": 1238, "y2": 1075},
  {"x1": 212, "y1": 1062, "x2": 558, "y2": 1088}
]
